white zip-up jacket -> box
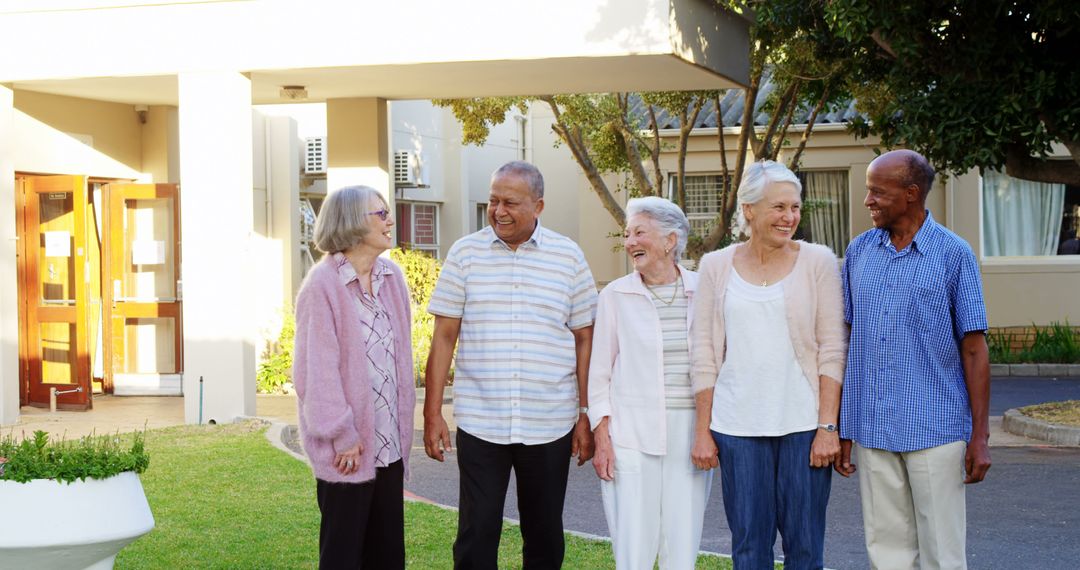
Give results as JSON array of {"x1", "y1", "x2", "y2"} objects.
[{"x1": 587, "y1": 265, "x2": 698, "y2": 455}]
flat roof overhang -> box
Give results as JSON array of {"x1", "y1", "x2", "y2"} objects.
[{"x1": 0, "y1": 0, "x2": 750, "y2": 105}]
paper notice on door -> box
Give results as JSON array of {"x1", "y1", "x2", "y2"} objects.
[
  {"x1": 132, "y1": 240, "x2": 166, "y2": 265},
  {"x1": 44, "y1": 231, "x2": 71, "y2": 257}
]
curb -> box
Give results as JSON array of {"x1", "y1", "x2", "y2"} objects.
[
  {"x1": 990, "y1": 363, "x2": 1080, "y2": 377},
  {"x1": 1002, "y1": 409, "x2": 1080, "y2": 446}
]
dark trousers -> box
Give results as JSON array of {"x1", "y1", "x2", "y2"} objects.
[
  {"x1": 453, "y1": 428, "x2": 573, "y2": 570},
  {"x1": 713, "y1": 430, "x2": 832, "y2": 570},
  {"x1": 316, "y1": 459, "x2": 405, "y2": 570}
]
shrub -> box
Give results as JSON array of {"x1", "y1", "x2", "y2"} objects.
[
  {"x1": 256, "y1": 249, "x2": 444, "y2": 392},
  {"x1": 389, "y1": 247, "x2": 444, "y2": 386},
  {"x1": 0, "y1": 430, "x2": 149, "y2": 483},
  {"x1": 988, "y1": 321, "x2": 1080, "y2": 364},
  {"x1": 257, "y1": 309, "x2": 295, "y2": 394}
]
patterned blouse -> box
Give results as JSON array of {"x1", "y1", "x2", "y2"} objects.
[{"x1": 334, "y1": 253, "x2": 401, "y2": 467}]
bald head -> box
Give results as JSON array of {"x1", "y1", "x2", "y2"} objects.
[{"x1": 871, "y1": 150, "x2": 936, "y2": 202}]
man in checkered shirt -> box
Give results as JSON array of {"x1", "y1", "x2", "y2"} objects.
[{"x1": 836, "y1": 149, "x2": 991, "y2": 570}]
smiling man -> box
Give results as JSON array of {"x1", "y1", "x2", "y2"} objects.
[
  {"x1": 837, "y1": 149, "x2": 991, "y2": 570},
  {"x1": 423, "y1": 161, "x2": 598, "y2": 569}
]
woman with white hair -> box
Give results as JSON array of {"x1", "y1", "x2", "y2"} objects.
[
  {"x1": 292, "y1": 185, "x2": 415, "y2": 569},
  {"x1": 588, "y1": 196, "x2": 712, "y2": 569},
  {"x1": 689, "y1": 161, "x2": 847, "y2": 569}
]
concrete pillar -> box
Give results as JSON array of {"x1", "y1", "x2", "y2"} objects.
[
  {"x1": 267, "y1": 116, "x2": 302, "y2": 301},
  {"x1": 326, "y1": 98, "x2": 391, "y2": 201},
  {"x1": 0, "y1": 85, "x2": 18, "y2": 425},
  {"x1": 140, "y1": 105, "x2": 180, "y2": 184},
  {"x1": 177, "y1": 72, "x2": 256, "y2": 424}
]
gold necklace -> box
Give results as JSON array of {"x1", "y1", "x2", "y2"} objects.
[{"x1": 644, "y1": 273, "x2": 682, "y2": 306}]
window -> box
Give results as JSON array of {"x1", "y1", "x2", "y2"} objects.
[
  {"x1": 670, "y1": 172, "x2": 850, "y2": 256},
  {"x1": 396, "y1": 202, "x2": 439, "y2": 256},
  {"x1": 982, "y1": 170, "x2": 1080, "y2": 256},
  {"x1": 475, "y1": 203, "x2": 488, "y2": 232},
  {"x1": 672, "y1": 174, "x2": 728, "y2": 239},
  {"x1": 797, "y1": 170, "x2": 850, "y2": 257}
]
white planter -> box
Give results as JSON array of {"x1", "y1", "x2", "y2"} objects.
[{"x1": 0, "y1": 471, "x2": 154, "y2": 570}]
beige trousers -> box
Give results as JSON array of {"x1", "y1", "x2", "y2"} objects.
[{"x1": 856, "y1": 441, "x2": 967, "y2": 570}]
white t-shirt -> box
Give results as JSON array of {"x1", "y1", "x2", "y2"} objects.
[{"x1": 710, "y1": 269, "x2": 818, "y2": 436}]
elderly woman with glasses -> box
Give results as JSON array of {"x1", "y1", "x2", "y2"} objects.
[
  {"x1": 690, "y1": 161, "x2": 847, "y2": 569},
  {"x1": 292, "y1": 186, "x2": 415, "y2": 569},
  {"x1": 588, "y1": 196, "x2": 712, "y2": 569}
]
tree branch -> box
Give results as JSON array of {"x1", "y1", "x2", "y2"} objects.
[
  {"x1": 788, "y1": 82, "x2": 830, "y2": 171},
  {"x1": 647, "y1": 105, "x2": 663, "y2": 192},
  {"x1": 1005, "y1": 143, "x2": 1080, "y2": 186},
  {"x1": 542, "y1": 97, "x2": 627, "y2": 226}
]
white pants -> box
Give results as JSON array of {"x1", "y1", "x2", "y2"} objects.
[
  {"x1": 856, "y1": 441, "x2": 967, "y2": 570},
  {"x1": 601, "y1": 408, "x2": 712, "y2": 570}
]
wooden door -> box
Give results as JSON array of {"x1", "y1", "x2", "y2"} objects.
[
  {"x1": 104, "y1": 184, "x2": 183, "y2": 395},
  {"x1": 17, "y1": 176, "x2": 93, "y2": 409}
]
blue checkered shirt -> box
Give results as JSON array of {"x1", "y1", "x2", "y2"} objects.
[{"x1": 839, "y1": 211, "x2": 988, "y2": 452}]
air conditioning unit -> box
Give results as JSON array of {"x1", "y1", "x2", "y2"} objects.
[
  {"x1": 394, "y1": 150, "x2": 424, "y2": 187},
  {"x1": 305, "y1": 137, "x2": 326, "y2": 174}
]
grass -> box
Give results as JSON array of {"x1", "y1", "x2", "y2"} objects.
[
  {"x1": 1019, "y1": 400, "x2": 1080, "y2": 427},
  {"x1": 116, "y1": 420, "x2": 736, "y2": 569}
]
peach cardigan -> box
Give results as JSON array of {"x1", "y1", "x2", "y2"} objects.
[{"x1": 690, "y1": 241, "x2": 847, "y2": 397}]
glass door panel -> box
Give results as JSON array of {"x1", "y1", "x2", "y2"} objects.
[
  {"x1": 121, "y1": 198, "x2": 176, "y2": 300},
  {"x1": 121, "y1": 317, "x2": 178, "y2": 374}
]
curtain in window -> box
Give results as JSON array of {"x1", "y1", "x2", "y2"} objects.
[
  {"x1": 803, "y1": 171, "x2": 850, "y2": 256},
  {"x1": 982, "y1": 170, "x2": 1065, "y2": 256}
]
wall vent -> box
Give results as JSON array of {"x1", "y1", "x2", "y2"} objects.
[
  {"x1": 304, "y1": 137, "x2": 326, "y2": 174},
  {"x1": 394, "y1": 150, "x2": 423, "y2": 187}
]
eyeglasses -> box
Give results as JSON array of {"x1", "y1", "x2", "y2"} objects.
[{"x1": 367, "y1": 209, "x2": 390, "y2": 221}]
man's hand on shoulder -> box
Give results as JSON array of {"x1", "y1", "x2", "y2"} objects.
[
  {"x1": 964, "y1": 436, "x2": 991, "y2": 484},
  {"x1": 571, "y1": 414, "x2": 594, "y2": 466}
]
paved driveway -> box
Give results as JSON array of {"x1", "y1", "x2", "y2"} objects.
[{"x1": 405, "y1": 378, "x2": 1080, "y2": 569}]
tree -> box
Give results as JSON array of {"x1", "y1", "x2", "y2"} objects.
[
  {"x1": 435, "y1": 1, "x2": 849, "y2": 256},
  {"x1": 820, "y1": 0, "x2": 1080, "y2": 185}
]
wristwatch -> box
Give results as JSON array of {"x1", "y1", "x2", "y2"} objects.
[
  {"x1": 817, "y1": 423, "x2": 837, "y2": 432},
  {"x1": 579, "y1": 406, "x2": 589, "y2": 415}
]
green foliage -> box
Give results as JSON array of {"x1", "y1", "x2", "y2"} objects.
[
  {"x1": 0, "y1": 430, "x2": 149, "y2": 483},
  {"x1": 257, "y1": 309, "x2": 295, "y2": 394},
  {"x1": 815, "y1": 0, "x2": 1080, "y2": 184},
  {"x1": 389, "y1": 247, "x2": 443, "y2": 385},
  {"x1": 987, "y1": 322, "x2": 1080, "y2": 364}
]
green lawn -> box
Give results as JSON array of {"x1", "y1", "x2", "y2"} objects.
[{"x1": 117, "y1": 420, "x2": 735, "y2": 569}]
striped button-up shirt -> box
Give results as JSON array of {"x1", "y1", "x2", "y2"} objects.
[
  {"x1": 428, "y1": 223, "x2": 598, "y2": 445},
  {"x1": 839, "y1": 211, "x2": 988, "y2": 452}
]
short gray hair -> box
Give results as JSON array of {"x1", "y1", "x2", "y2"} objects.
[
  {"x1": 735, "y1": 161, "x2": 802, "y2": 237},
  {"x1": 312, "y1": 185, "x2": 387, "y2": 254},
  {"x1": 492, "y1": 160, "x2": 544, "y2": 199},
  {"x1": 626, "y1": 196, "x2": 690, "y2": 260}
]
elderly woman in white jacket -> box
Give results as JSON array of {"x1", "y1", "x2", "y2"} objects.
[{"x1": 588, "y1": 196, "x2": 711, "y2": 570}]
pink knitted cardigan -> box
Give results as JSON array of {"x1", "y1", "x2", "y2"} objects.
[{"x1": 292, "y1": 254, "x2": 416, "y2": 483}]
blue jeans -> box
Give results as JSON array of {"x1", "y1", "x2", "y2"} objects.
[{"x1": 712, "y1": 430, "x2": 831, "y2": 570}]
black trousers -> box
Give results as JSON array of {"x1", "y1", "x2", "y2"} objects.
[
  {"x1": 316, "y1": 460, "x2": 405, "y2": 570},
  {"x1": 453, "y1": 428, "x2": 573, "y2": 570}
]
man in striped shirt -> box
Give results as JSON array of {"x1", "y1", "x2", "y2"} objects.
[{"x1": 424, "y1": 161, "x2": 598, "y2": 569}]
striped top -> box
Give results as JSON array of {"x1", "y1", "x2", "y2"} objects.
[
  {"x1": 645, "y1": 280, "x2": 694, "y2": 409},
  {"x1": 428, "y1": 223, "x2": 598, "y2": 445}
]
